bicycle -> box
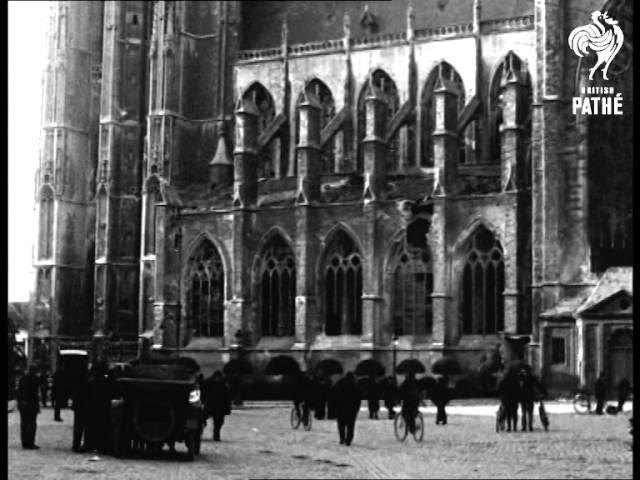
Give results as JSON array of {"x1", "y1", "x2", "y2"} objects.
[
  {"x1": 573, "y1": 390, "x2": 594, "y2": 414},
  {"x1": 394, "y1": 407, "x2": 424, "y2": 442},
  {"x1": 573, "y1": 391, "x2": 629, "y2": 416},
  {"x1": 290, "y1": 403, "x2": 312, "y2": 431}
]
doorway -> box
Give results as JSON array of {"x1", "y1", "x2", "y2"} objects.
[{"x1": 608, "y1": 328, "x2": 633, "y2": 395}]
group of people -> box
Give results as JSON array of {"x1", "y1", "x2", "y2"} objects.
[
  {"x1": 594, "y1": 372, "x2": 632, "y2": 415},
  {"x1": 16, "y1": 362, "x2": 233, "y2": 452},
  {"x1": 15, "y1": 365, "x2": 73, "y2": 449},
  {"x1": 290, "y1": 369, "x2": 452, "y2": 446},
  {"x1": 496, "y1": 364, "x2": 545, "y2": 432}
]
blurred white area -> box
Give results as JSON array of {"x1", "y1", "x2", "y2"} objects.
[{"x1": 8, "y1": 1, "x2": 50, "y2": 301}]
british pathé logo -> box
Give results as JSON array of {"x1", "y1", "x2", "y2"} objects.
[
  {"x1": 569, "y1": 10, "x2": 624, "y2": 116},
  {"x1": 568, "y1": 11, "x2": 624, "y2": 80}
]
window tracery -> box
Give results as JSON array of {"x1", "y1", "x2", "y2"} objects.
[
  {"x1": 357, "y1": 69, "x2": 400, "y2": 172},
  {"x1": 488, "y1": 52, "x2": 531, "y2": 165},
  {"x1": 242, "y1": 83, "x2": 284, "y2": 179},
  {"x1": 295, "y1": 79, "x2": 336, "y2": 174},
  {"x1": 391, "y1": 219, "x2": 433, "y2": 336},
  {"x1": 421, "y1": 62, "x2": 465, "y2": 167},
  {"x1": 259, "y1": 235, "x2": 296, "y2": 337},
  {"x1": 186, "y1": 240, "x2": 224, "y2": 337},
  {"x1": 324, "y1": 230, "x2": 362, "y2": 335},
  {"x1": 461, "y1": 226, "x2": 505, "y2": 335}
]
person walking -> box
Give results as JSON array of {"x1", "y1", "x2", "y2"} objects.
[
  {"x1": 51, "y1": 366, "x2": 65, "y2": 422},
  {"x1": 617, "y1": 378, "x2": 631, "y2": 413},
  {"x1": 38, "y1": 368, "x2": 49, "y2": 408},
  {"x1": 364, "y1": 374, "x2": 380, "y2": 419},
  {"x1": 17, "y1": 366, "x2": 40, "y2": 449},
  {"x1": 431, "y1": 375, "x2": 451, "y2": 425},
  {"x1": 594, "y1": 371, "x2": 607, "y2": 415},
  {"x1": 293, "y1": 372, "x2": 314, "y2": 428},
  {"x1": 497, "y1": 367, "x2": 520, "y2": 432},
  {"x1": 71, "y1": 366, "x2": 90, "y2": 452},
  {"x1": 205, "y1": 371, "x2": 231, "y2": 441},
  {"x1": 314, "y1": 374, "x2": 330, "y2": 420},
  {"x1": 334, "y1": 372, "x2": 361, "y2": 446},
  {"x1": 517, "y1": 365, "x2": 543, "y2": 431},
  {"x1": 398, "y1": 371, "x2": 421, "y2": 434},
  {"x1": 381, "y1": 376, "x2": 398, "y2": 419},
  {"x1": 86, "y1": 361, "x2": 112, "y2": 453}
]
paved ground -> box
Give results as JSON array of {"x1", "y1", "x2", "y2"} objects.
[{"x1": 8, "y1": 402, "x2": 632, "y2": 479}]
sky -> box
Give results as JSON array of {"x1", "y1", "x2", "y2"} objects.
[{"x1": 8, "y1": 1, "x2": 50, "y2": 302}]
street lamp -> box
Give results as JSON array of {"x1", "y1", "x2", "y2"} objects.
[{"x1": 392, "y1": 334, "x2": 399, "y2": 378}]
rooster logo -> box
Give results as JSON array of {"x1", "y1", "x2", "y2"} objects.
[{"x1": 568, "y1": 11, "x2": 624, "y2": 80}]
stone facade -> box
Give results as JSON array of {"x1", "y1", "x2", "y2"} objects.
[{"x1": 33, "y1": 1, "x2": 632, "y2": 392}]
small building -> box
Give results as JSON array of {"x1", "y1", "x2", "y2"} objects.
[{"x1": 540, "y1": 267, "x2": 633, "y2": 397}]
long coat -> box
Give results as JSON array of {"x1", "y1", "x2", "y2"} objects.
[{"x1": 333, "y1": 376, "x2": 361, "y2": 419}]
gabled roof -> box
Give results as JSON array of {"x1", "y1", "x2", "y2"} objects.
[
  {"x1": 539, "y1": 267, "x2": 633, "y2": 319},
  {"x1": 577, "y1": 267, "x2": 632, "y2": 315},
  {"x1": 539, "y1": 295, "x2": 588, "y2": 319}
]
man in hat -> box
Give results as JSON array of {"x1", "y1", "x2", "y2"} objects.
[
  {"x1": 333, "y1": 372, "x2": 361, "y2": 446},
  {"x1": 17, "y1": 366, "x2": 41, "y2": 449}
]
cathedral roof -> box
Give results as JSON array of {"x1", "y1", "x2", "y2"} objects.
[{"x1": 241, "y1": 0, "x2": 534, "y2": 50}]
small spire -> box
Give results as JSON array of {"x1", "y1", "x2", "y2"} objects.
[
  {"x1": 407, "y1": 1, "x2": 415, "y2": 41},
  {"x1": 281, "y1": 15, "x2": 288, "y2": 48},
  {"x1": 343, "y1": 11, "x2": 351, "y2": 38},
  {"x1": 360, "y1": 4, "x2": 378, "y2": 35}
]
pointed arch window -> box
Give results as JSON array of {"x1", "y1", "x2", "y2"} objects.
[
  {"x1": 186, "y1": 240, "x2": 224, "y2": 337},
  {"x1": 324, "y1": 230, "x2": 363, "y2": 335},
  {"x1": 242, "y1": 83, "x2": 288, "y2": 180},
  {"x1": 421, "y1": 62, "x2": 466, "y2": 167},
  {"x1": 38, "y1": 187, "x2": 54, "y2": 260},
  {"x1": 295, "y1": 79, "x2": 336, "y2": 174},
  {"x1": 259, "y1": 235, "x2": 296, "y2": 337},
  {"x1": 357, "y1": 69, "x2": 400, "y2": 172},
  {"x1": 461, "y1": 226, "x2": 505, "y2": 335},
  {"x1": 489, "y1": 52, "x2": 531, "y2": 164},
  {"x1": 391, "y1": 218, "x2": 433, "y2": 336}
]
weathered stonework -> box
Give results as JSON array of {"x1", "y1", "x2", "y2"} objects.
[{"x1": 32, "y1": 1, "x2": 632, "y2": 394}]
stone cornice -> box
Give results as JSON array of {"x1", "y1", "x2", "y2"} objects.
[{"x1": 236, "y1": 16, "x2": 533, "y2": 65}]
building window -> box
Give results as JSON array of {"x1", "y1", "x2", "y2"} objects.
[
  {"x1": 259, "y1": 235, "x2": 295, "y2": 337},
  {"x1": 324, "y1": 230, "x2": 362, "y2": 335},
  {"x1": 488, "y1": 51, "x2": 530, "y2": 164},
  {"x1": 38, "y1": 186, "x2": 54, "y2": 260},
  {"x1": 421, "y1": 62, "x2": 466, "y2": 167},
  {"x1": 186, "y1": 240, "x2": 224, "y2": 337},
  {"x1": 37, "y1": 267, "x2": 52, "y2": 304},
  {"x1": 243, "y1": 83, "x2": 283, "y2": 179},
  {"x1": 357, "y1": 69, "x2": 400, "y2": 173},
  {"x1": 461, "y1": 226, "x2": 505, "y2": 335},
  {"x1": 551, "y1": 337, "x2": 566, "y2": 365},
  {"x1": 391, "y1": 218, "x2": 433, "y2": 336},
  {"x1": 296, "y1": 79, "x2": 336, "y2": 174}
]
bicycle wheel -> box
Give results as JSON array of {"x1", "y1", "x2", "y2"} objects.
[
  {"x1": 290, "y1": 407, "x2": 301, "y2": 430},
  {"x1": 413, "y1": 412, "x2": 424, "y2": 442},
  {"x1": 573, "y1": 394, "x2": 590, "y2": 415},
  {"x1": 394, "y1": 414, "x2": 408, "y2": 441}
]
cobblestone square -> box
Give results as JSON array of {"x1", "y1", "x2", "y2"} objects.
[{"x1": 8, "y1": 402, "x2": 633, "y2": 479}]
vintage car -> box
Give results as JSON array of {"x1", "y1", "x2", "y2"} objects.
[
  {"x1": 109, "y1": 355, "x2": 204, "y2": 460},
  {"x1": 58, "y1": 349, "x2": 90, "y2": 405}
]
